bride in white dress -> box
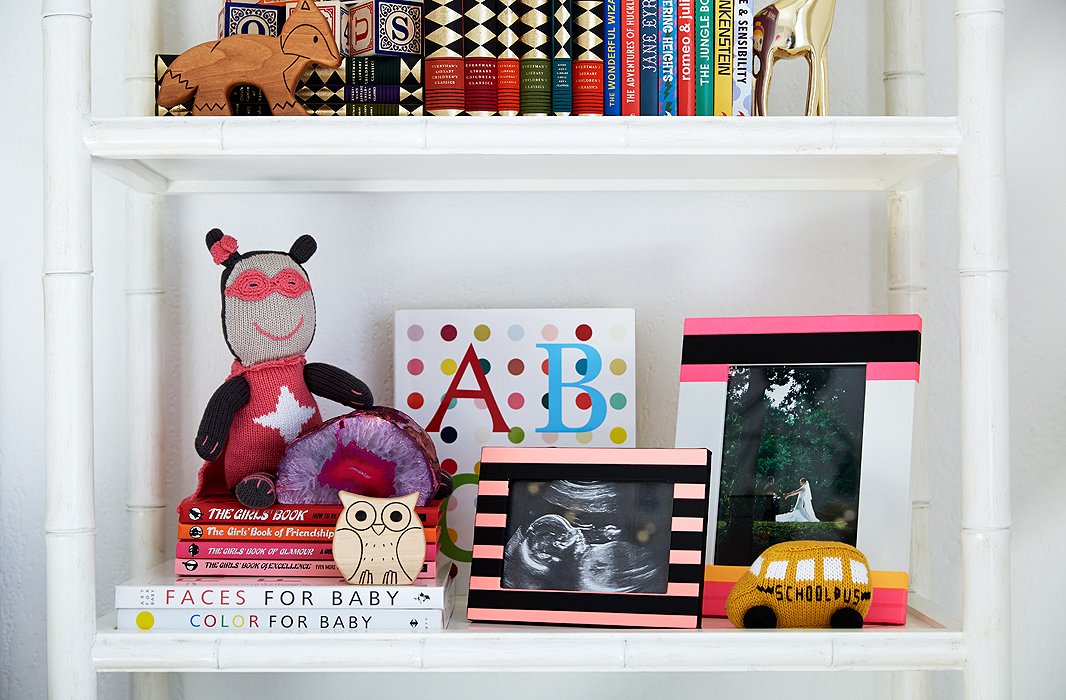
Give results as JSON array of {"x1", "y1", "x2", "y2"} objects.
[{"x1": 775, "y1": 478, "x2": 819, "y2": 522}]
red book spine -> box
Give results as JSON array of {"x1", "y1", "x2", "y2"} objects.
[
  {"x1": 425, "y1": 0, "x2": 466, "y2": 114},
  {"x1": 572, "y1": 0, "x2": 604, "y2": 115},
  {"x1": 178, "y1": 540, "x2": 335, "y2": 560},
  {"x1": 620, "y1": 0, "x2": 638, "y2": 114},
  {"x1": 497, "y1": 0, "x2": 522, "y2": 115},
  {"x1": 465, "y1": 0, "x2": 501, "y2": 114},
  {"x1": 179, "y1": 498, "x2": 445, "y2": 527},
  {"x1": 177, "y1": 558, "x2": 446, "y2": 578},
  {"x1": 676, "y1": 0, "x2": 695, "y2": 115}
]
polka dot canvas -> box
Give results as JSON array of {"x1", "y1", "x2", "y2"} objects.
[{"x1": 394, "y1": 309, "x2": 637, "y2": 567}]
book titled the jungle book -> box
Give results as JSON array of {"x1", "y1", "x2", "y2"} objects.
[
  {"x1": 676, "y1": 0, "x2": 695, "y2": 115},
  {"x1": 638, "y1": 0, "x2": 658, "y2": 114},
  {"x1": 464, "y1": 0, "x2": 500, "y2": 115},
  {"x1": 733, "y1": 0, "x2": 753, "y2": 116},
  {"x1": 424, "y1": 0, "x2": 465, "y2": 115},
  {"x1": 620, "y1": 0, "x2": 639, "y2": 114},
  {"x1": 603, "y1": 0, "x2": 620, "y2": 115},
  {"x1": 550, "y1": 0, "x2": 573, "y2": 114},
  {"x1": 497, "y1": 0, "x2": 523, "y2": 114},
  {"x1": 658, "y1": 0, "x2": 676, "y2": 115},
  {"x1": 572, "y1": 0, "x2": 605, "y2": 115},
  {"x1": 394, "y1": 309, "x2": 637, "y2": 573},
  {"x1": 519, "y1": 0, "x2": 552, "y2": 114},
  {"x1": 694, "y1": 0, "x2": 713, "y2": 115},
  {"x1": 713, "y1": 0, "x2": 732, "y2": 116}
]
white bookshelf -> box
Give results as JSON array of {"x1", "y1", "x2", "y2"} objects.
[{"x1": 41, "y1": 0, "x2": 1010, "y2": 698}]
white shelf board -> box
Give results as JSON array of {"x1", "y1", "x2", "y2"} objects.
[
  {"x1": 93, "y1": 595, "x2": 965, "y2": 673},
  {"x1": 84, "y1": 116, "x2": 960, "y2": 194}
]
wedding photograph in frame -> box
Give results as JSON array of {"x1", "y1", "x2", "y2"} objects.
[
  {"x1": 674, "y1": 316, "x2": 922, "y2": 625},
  {"x1": 467, "y1": 447, "x2": 712, "y2": 629}
]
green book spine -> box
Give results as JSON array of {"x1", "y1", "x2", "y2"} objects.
[
  {"x1": 694, "y1": 0, "x2": 713, "y2": 115},
  {"x1": 519, "y1": 0, "x2": 552, "y2": 115}
]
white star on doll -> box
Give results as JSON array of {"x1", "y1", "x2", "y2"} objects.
[{"x1": 253, "y1": 386, "x2": 315, "y2": 443}]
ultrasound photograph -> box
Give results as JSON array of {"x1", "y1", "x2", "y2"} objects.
[{"x1": 501, "y1": 480, "x2": 672, "y2": 594}]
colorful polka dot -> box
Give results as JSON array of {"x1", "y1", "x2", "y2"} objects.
[
  {"x1": 441, "y1": 458, "x2": 458, "y2": 475},
  {"x1": 508, "y1": 393, "x2": 525, "y2": 410},
  {"x1": 542, "y1": 432, "x2": 559, "y2": 445},
  {"x1": 610, "y1": 393, "x2": 627, "y2": 410},
  {"x1": 474, "y1": 324, "x2": 491, "y2": 341},
  {"x1": 610, "y1": 427, "x2": 628, "y2": 444},
  {"x1": 447, "y1": 528, "x2": 459, "y2": 542},
  {"x1": 441, "y1": 324, "x2": 458, "y2": 341},
  {"x1": 508, "y1": 358, "x2": 525, "y2": 375},
  {"x1": 407, "y1": 358, "x2": 424, "y2": 375},
  {"x1": 541, "y1": 393, "x2": 550, "y2": 409},
  {"x1": 609, "y1": 358, "x2": 628, "y2": 376},
  {"x1": 473, "y1": 460, "x2": 481, "y2": 475},
  {"x1": 474, "y1": 398, "x2": 487, "y2": 410},
  {"x1": 135, "y1": 611, "x2": 155, "y2": 631},
  {"x1": 508, "y1": 427, "x2": 525, "y2": 444},
  {"x1": 407, "y1": 392, "x2": 424, "y2": 410},
  {"x1": 448, "y1": 398, "x2": 457, "y2": 409},
  {"x1": 479, "y1": 358, "x2": 491, "y2": 374},
  {"x1": 541, "y1": 359, "x2": 550, "y2": 375},
  {"x1": 447, "y1": 497, "x2": 459, "y2": 512},
  {"x1": 576, "y1": 432, "x2": 594, "y2": 445},
  {"x1": 441, "y1": 358, "x2": 458, "y2": 375},
  {"x1": 508, "y1": 324, "x2": 524, "y2": 341},
  {"x1": 441, "y1": 427, "x2": 458, "y2": 443},
  {"x1": 407, "y1": 325, "x2": 424, "y2": 342},
  {"x1": 542, "y1": 324, "x2": 558, "y2": 341},
  {"x1": 575, "y1": 358, "x2": 588, "y2": 375},
  {"x1": 575, "y1": 324, "x2": 593, "y2": 341},
  {"x1": 576, "y1": 393, "x2": 592, "y2": 410}
]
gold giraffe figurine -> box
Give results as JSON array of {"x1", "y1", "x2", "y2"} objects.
[{"x1": 752, "y1": 0, "x2": 837, "y2": 116}]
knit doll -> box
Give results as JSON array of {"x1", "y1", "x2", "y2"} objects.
[{"x1": 192, "y1": 229, "x2": 374, "y2": 508}]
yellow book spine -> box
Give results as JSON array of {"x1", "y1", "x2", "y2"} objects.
[{"x1": 712, "y1": 0, "x2": 733, "y2": 116}]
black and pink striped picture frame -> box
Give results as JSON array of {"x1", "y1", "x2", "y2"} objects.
[{"x1": 467, "y1": 447, "x2": 711, "y2": 629}]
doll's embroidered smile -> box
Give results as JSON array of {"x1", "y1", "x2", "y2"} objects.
[{"x1": 254, "y1": 316, "x2": 304, "y2": 341}]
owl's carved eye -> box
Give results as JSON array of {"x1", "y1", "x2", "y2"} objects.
[
  {"x1": 346, "y1": 501, "x2": 376, "y2": 530},
  {"x1": 382, "y1": 503, "x2": 412, "y2": 532}
]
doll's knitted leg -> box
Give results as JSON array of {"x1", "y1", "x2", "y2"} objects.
[{"x1": 235, "y1": 471, "x2": 277, "y2": 509}]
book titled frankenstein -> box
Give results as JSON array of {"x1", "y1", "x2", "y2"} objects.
[
  {"x1": 572, "y1": 0, "x2": 604, "y2": 115},
  {"x1": 464, "y1": 0, "x2": 501, "y2": 115},
  {"x1": 695, "y1": 0, "x2": 713, "y2": 115},
  {"x1": 676, "y1": 0, "x2": 695, "y2": 115},
  {"x1": 603, "y1": 0, "x2": 620, "y2": 115},
  {"x1": 519, "y1": 0, "x2": 552, "y2": 115},
  {"x1": 497, "y1": 0, "x2": 523, "y2": 114},
  {"x1": 550, "y1": 0, "x2": 574, "y2": 115},
  {"x1": 424, "y1": 0, "x2": 465, "y2": 115},
  {"x1": 638, "y1": 0, "x2": 657, "y2": 114},
  {"x1": 713, "y1": 0, "x2": 732, "y2": 116},
  {"x1": 659, "y1": 0, "x2": 676, "y2": 115},
  {"x1": 620, "y1": 0, "x2": 639, "y2": 115}
]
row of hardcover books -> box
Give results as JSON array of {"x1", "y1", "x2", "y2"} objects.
[
  {"x1": 424, "y1": 0, "x2": 754, "y2": 115},
  {"x1": 118, "y1": 559, "x2": 457, "y2": 632}
]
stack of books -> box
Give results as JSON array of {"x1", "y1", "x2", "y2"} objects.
[
  {"x1": 116, "y1": 559, "x2": 457, "y2": 632},
  {"x1": 175, "y1": 495, "x2": 447, "y2": 580}
]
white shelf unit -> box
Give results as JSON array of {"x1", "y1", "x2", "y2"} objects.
[{"x1": 41, "y1": 0, "x2": 1010, "y2": 699}]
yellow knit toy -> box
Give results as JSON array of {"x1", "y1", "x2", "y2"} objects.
[{"x1": 726, "y1": 540, "x2": 873, "y2": 629}]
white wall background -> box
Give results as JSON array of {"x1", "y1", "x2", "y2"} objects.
[{"x1": 2, "y1": 0, "x2": 1063, "y2": 698}]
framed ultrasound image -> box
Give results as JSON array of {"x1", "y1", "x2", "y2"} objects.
[{"x1": 467, "y1": 447, "x2": 711, "y2": 629}]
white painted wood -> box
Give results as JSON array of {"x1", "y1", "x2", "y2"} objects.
[
  {"x1": 42, "y1": 1, "x2": 96, "y2": 699},
  {"x1": 884, "y1": 4, "x2": 932, "y2": 698},
  {"x1": 91, "y1": 600, "x2": 966, "y2": 673},
  {"x1": 955, "y1": 1, "x2": 1011, "y2": 699},
  {"x1": 82, "y1": 117, "x2": 961, "y2": 193}
]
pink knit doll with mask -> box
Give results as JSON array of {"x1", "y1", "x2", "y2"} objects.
[{"x1": 191, "y1": 229, "x2": 373, "y2": 509}]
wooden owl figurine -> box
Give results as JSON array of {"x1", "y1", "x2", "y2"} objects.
[{"x1": 333, "y1": 491, "x2": 426, "y2": 585}]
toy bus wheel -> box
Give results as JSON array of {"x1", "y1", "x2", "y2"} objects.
[
  {"x1": 830, "y1": 607, "x2": 864, "y2": 629},
  {"x1": 742, "y1": 605, "x2": 777, "y2": 629}
]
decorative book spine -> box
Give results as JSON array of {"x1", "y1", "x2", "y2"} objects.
[
  {"x1": 638, "y1": 0, "x2": 657, "y2": 114},
  {"x1": 603, "y1": 0, "x2": 620, "y2": 115},
  {"x1": 695, "y1": 0, "x2": 713, "y2": 115},
  {"x1": 676, "y1": 0, "x2": 695, "y2": 115},
  {"x1": 346, "y1": 85, "x2": 425, "y2": 104},
  {"x1": 572, "y1": 0, "x2": 604, "y2": 115},
  {"x1": 658, "y1": 0, "x2": 676, "y2": 115},
  {"x1": 465, "y1": 0, "x2": 501, "y2": 115},
  {"x1": 497, "y1": 0, "x2": 523, "y2": 115},
  {"x1": 424, "y1": 0, "x2": 466, "y2": 115},
  {"x1": 550, "y1": 0, "x2": 573, "y2": 115},
  {"x1": 712, "y1": 0, "x2": 732, "y2": 116},
  {"x1": 348, "y1": 102, "x2": 425, "y2": 115},
  {"x1": 620, "y1": 0, "x2": 639, "y2": 115},
  {"x1": 732, "y1": 0, "x2": 751, "y2": 116},
  {"x1": 117, "y1": 607, "x2": 450, "y2": 632},
  {"x1": 519, "y1": 0, "x2": 552, "y2": 115}
]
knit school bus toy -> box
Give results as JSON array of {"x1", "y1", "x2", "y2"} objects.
[
  {"x1": 190, "y1": 230, "x2": 374, "y2": 510},
  {"x1": 726, "y1": 541, "x2": 873, "y2": 629}
]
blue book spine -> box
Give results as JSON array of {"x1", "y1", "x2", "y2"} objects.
[
  {"x1": 604, "y1": 0, "x2": 621, "y2": 115},
  {"x1": 658, "y1": 0, "x2": 676, "y2": 115},
  {"x1": 638, "y1": 0, "x2": 658, "y2": 114},
  {"x1": 551, "y1": 0, "x2": 573, "y2": 115}
]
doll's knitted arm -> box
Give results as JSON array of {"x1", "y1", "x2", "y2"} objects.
[
  {"x1": 305, "y1": 362, "x2": 374, "y2": 409},
  {"x1": 194, "y1": 375, "x2": 251, "y2": 461}
]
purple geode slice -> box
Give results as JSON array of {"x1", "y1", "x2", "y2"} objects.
[{"x1": 276, "y1": 407, "x2": 442, "y2": 506}]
